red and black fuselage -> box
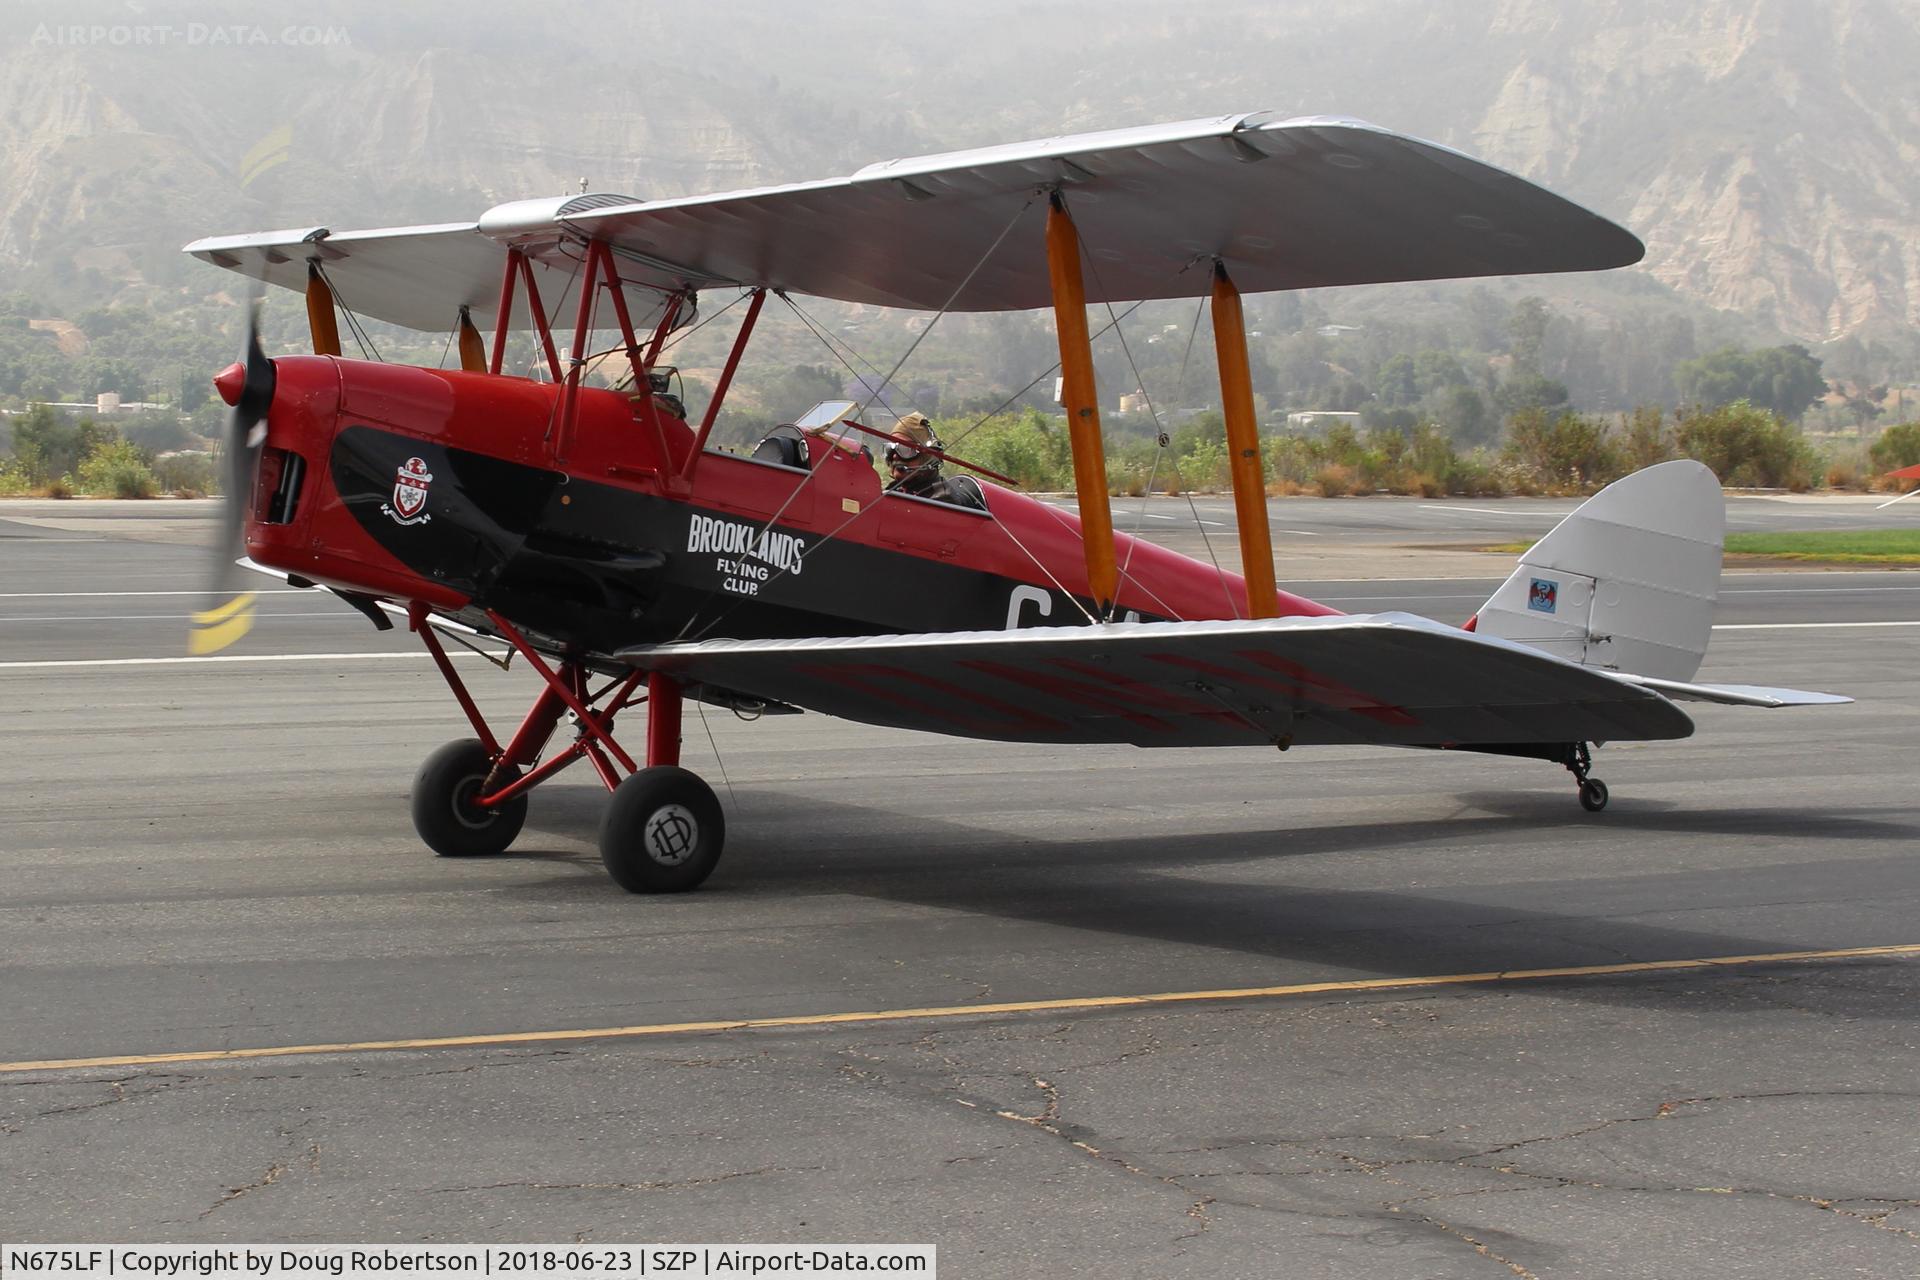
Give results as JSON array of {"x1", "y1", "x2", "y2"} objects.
[{"x1": 241, "y1": 356, "x2": 1341, "y2": 656}]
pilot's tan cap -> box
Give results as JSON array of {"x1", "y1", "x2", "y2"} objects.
[{"x1": 894, "y1": 412, "x2": 936, "y2": 447}]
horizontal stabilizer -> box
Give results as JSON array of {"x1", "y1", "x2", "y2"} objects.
[
  {"x1": 1608, "y1": 674, "x2": 1853, "y2": 708},
  {"x1": 618, "y1": 613, "x2": 1694, "y2": 749}
]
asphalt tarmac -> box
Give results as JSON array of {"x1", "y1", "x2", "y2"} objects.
[{"x1": 2, "y1": 499, "x2": 1917, "y2": 1278}]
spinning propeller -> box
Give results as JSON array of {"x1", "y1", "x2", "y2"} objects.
[{"x1": 190, "y1": 289, "x2": 275, "y2": 656}]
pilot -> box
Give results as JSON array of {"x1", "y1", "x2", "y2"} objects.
[{"x1": 884, "y1": 412, "x2": 952, "y2": 501}]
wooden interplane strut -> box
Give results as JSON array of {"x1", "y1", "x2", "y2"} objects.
[
  {"x1": 1043, "y1": 196, "x2": 1118, "y2": 616},
  {"x1": 1211, "y1": 263, "x2": 1278, "y2": 618},
  {"x1": 304, "y1": 262, "x2": 341, "y2": 357}
]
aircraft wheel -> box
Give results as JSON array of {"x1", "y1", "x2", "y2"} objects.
[
  {"x1": 1578, "y1": 778, "x2": 1610, "y2": 812},
  {"x1": 600, "y1": 766, "x2": 725, "y2": 893},
  {"x1": 412, "y1": 738, "x2": 527, "y2": 857}
]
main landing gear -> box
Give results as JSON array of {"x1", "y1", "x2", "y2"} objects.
[{"x1": 405, "y1": 605, "x2": 725, "y2": 892}]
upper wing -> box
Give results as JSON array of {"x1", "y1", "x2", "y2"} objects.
[
  {"x1": 185, "y1": 113, "x2": 1643, "y2": 326},
  {"x1": 616, "y1": 612, "x2": 1693, "y2": 749},
  {"x1": 182, "y1": 210, "x2": 679, "y2": 335}
]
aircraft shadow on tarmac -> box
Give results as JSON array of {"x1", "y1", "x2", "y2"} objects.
[{"x1": 494, "y1": 785, "x2": 1920, "y2": 1018}]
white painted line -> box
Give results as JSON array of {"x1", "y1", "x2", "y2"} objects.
[
  {"x1": 0, "y1": 651, "x2": 485, "y2": 671},
  {"x1": 1721, "y1": 586, "x2": 1920, "y2": 594},
  {"x1": 0, "y1": 589, "x2": 307, "y2": 599},
  {"x1": 1, "y1": 612, "x2": 356, "y2": 623},
  {"x1": 1713, "y1": 621, "x2": 1920, "y2": 630},
  {"x1": 1276, "y1": 529, "x2": 1324, "y2": 537},
  {"x1": 1418, "y1": 504, "x2": 1550, "y2": 518}
]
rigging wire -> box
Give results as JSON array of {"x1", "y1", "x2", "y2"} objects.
[
  {"x1": 1169, "y1": 283, "x2": 1242, "y2": 620},
  {"x1": 941, "y1": 301, "x2": 1145, "y2": 453},
  {"x1": 851, "y1": 194, "x2": 1039, "y2": 422},
  {"x1": 694, "y1": 701, "x2": 739, "y2": 812},
  {"x1": 780, "y1": 295, "x2": 898, "y2": 408},
  {"x1": 673, "y1": 197, "x2": 1043, "y2": 641},
  {"x1": 314, "y1": 262, "x2": 382, "y2": 362}
]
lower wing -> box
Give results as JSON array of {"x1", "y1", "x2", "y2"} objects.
[{"x1": 617, "y1": 613, "x2": 1715, "y2": 749}]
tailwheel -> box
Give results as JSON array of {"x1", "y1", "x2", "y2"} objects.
[
  {"x1": 412, "y1": 738, "x2": 528, "y2": 857},
  {"x1": 1578, "y1": 777, "x2": 1610, "y2": 812},
  {"x1": 600, "y1": 766, "x2": 725, "y2": 893}
]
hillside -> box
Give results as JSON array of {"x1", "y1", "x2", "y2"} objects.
[{"x1": 1, "y1": 0, "x2": 1917, "y2": 347}]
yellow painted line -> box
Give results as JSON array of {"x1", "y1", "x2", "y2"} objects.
[{"x1": 4, "y1": 942, "x2": 1917, "y2": 1075}]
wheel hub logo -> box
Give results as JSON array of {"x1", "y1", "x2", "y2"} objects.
[
  {"x1": 644, "y1": 804, "x2": 698, "y2": 865},
  {"x1": 383, "y1": 457, "x2": 434, "y2": 526}
]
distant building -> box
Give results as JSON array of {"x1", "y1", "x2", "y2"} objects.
[
  {"x1": 1286, "y1": 410, "x2": 1361, "y2": 432},
  {"x1": 1316, "y1": 324, "x2": 1363, "y2": 338},
  {"x1": 12, "y1": 395, "x2": 169, "y2": 416}
]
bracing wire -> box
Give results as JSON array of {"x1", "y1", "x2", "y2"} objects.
[
  {"x1": 315, "y1": 262, "x2": 382, "y2": 362},
  {"x1": 695, "y1": 702, "x2": 739, "y2": 811},
  {"x1": 850, "y1": 194, "x2": 1038, "y2": 422},
  {"x1": 1171, "y1": 284, "x2": 1242, "y2": 620},
  {"x1": 941, "y1": 301, "x2": 1146, "y2": 453}
]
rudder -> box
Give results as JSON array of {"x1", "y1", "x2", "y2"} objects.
[{"x1": 1472, "y1": 460, "x2": 1723, "y2": 681}]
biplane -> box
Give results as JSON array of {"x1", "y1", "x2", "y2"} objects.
[{"x1": 185, "y1": 112, "x2": 1846, "y2": 893}]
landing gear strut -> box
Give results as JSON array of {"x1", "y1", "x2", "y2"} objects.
[
  {"x1": 407, "y1": 605, "x2": 726, "y2": 892},
  {"x1": 1565, "y1": 741, "x2": 1609, "y2": 812}
]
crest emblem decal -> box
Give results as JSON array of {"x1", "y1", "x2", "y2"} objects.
[
  {"x1": 1528, "y1": 577, "x2": 1559, "y2": 614},
  {"x1": 382, "y1": 456, "x2": 434, "y2": 526}
]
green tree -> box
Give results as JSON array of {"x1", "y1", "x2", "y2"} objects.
[
  {"x1": 764, "y1": 364, "x2": 844, "y2": 419},
  {"x1": 1868, "y1": 422, "x2": 1920, "y2": 473},
  {"x1": 76, "y1": 439, "x2": 157, "y2": 498},
  {"x1": 1674, "y1": 345, "x2": 1824, "y2": 420},
  {"x1": 1503, "y1": 408, "x2": 1620, "y2": 489},
  {"x1": 1412, "y1": 349, "x2": 1468, "y2": 395},
  {"x1": 10, "y1": 404, "x2": 77, "y2": 483},
  {"x1": 1495, "y1": 372, "x2": 1570, "y2": 416},
  {"x1": 1374, "y1": 354, "x2": 1418, "y2": 406},
  {"x1": 1509, "y1": 297, "x2": 1552, "y2": 374},
  {"x1": 1437, "y1": 385, "x2": 1492, "y2": 446},
  {"x1": 1673, "y1": 401, "x2": 1815, "y2": 489}
]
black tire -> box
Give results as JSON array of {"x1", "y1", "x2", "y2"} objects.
[
  {"x1": 600, "y1": 766, "x2": 725, "y2": 893},
  {"x1": 1578, "y1": 778, "x2": 1609, "y2": 812},
  {"x1": 412, "y1": 738, "x2": 527, "y2": 857}
]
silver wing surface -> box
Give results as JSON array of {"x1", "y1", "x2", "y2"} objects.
[
  {"x1": 185, "y1": 113, "x2": 1642, "y2": 327},
  {"x1": 616, "y1": 613, "x2": 1694, "y2": 749}
]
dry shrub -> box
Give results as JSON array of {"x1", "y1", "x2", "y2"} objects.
[{"x1": 1314, "y1": 464, "x2": 1355, "y2": 497}]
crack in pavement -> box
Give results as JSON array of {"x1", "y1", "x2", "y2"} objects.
[
  {"x1": 430, "y1": 1166, "x2": 824, "y2": 1196},
  {"x1": 5, "y1": 1073, "x2": 198, "y2": 1134},
  {"x1": 199, "y1": 1160, "x2": 290, "y2": 1220},
  {"x1": 1391, "y1": 1208, "x2": 1539, "y2": 1279},
  {"x1": 991, "y1": 1075, "x2": 1218, "y2": 1242}
]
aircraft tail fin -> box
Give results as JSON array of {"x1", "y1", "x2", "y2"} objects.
[{"x1": 1471, "y1": 460, "x2": 1723, "y2": 682}]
